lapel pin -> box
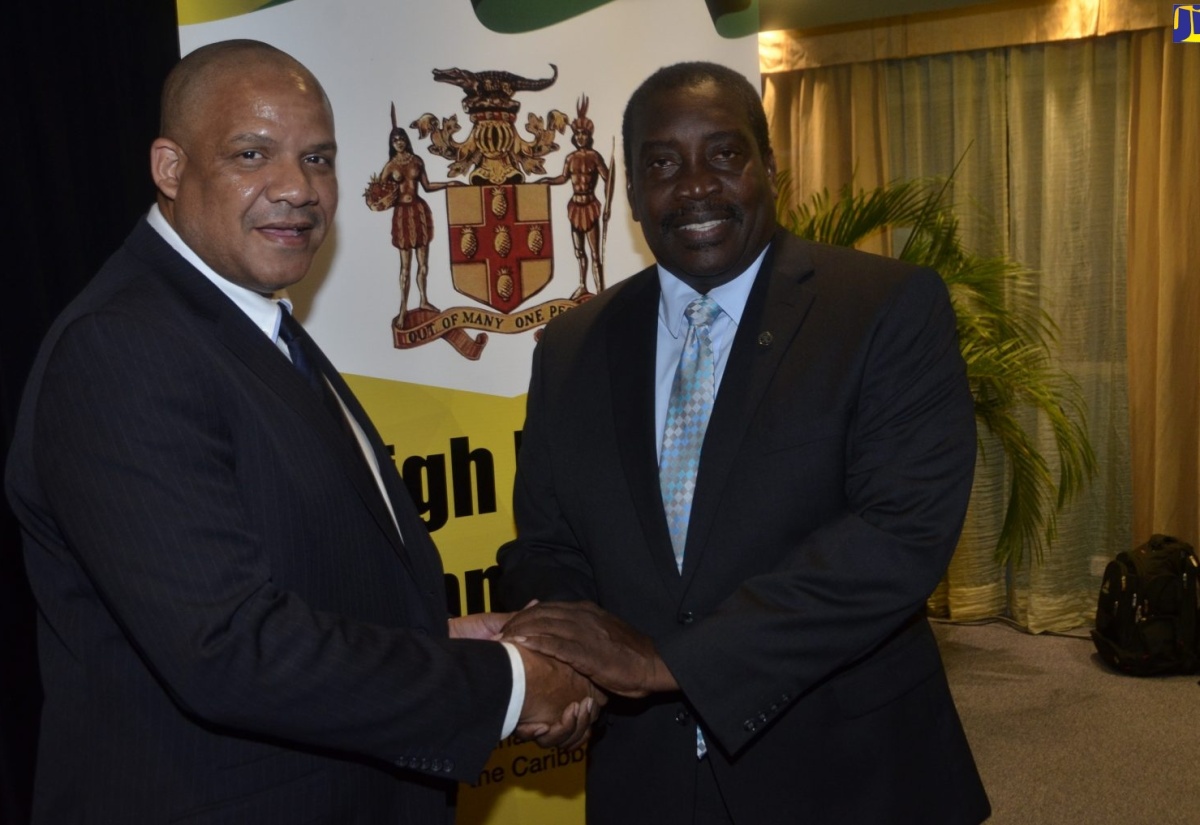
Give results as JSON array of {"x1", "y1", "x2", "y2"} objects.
[{"x1": 757, "y1": 331, "x2": 774, "y2": 348}]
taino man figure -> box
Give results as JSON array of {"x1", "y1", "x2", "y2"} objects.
[{"x1": 539, "y1": 95, "x2": 612, "y2": 299}]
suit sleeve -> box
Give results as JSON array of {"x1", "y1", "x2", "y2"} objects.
[
  {"x1": 658, "y1": 268, "x2": 976, "y2": 755},
  {"x1": 28, "y1": 308, "x2": 511, "y2": 780},
  {"x1": 496, "y1": 336, "x2": 600, "y2": 608}
]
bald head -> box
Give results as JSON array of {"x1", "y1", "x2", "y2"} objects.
[
  {"x1": 150, "y1": 39, "x2": 338, "y2": 295},
  {"x1": 160, "y1": 39, "x2": 331, "y2": 147}
]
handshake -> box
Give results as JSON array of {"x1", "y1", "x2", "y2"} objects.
[{"x1": 449, "y1": 601, "x2": 680, "y2": 751}]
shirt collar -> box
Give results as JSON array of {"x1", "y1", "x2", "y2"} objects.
[
  {"x1": 656, "y1": 243, "x2": 770, "y2": 338},
  {"x1": 146, "y1": 204, "x2": 289, "y2": 342}
]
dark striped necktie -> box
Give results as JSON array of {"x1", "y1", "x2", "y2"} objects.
[{"x1": 277, "y1": 309, "x2": 353, "y2": 433}]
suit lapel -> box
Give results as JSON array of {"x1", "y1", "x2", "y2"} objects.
[
  {"x1": 316, "y1": 356, "x2": 443, "y2": 588},
  {"x1": 680, "y1": 234, "x2": 817, "y2": 589},
  {"x1": 214, "y1": 311, "x2": 413, "y2": 571},
  {"x1": 606, "y1": 270, "x2": 685, "y2": 600},
  {"x1": 132, "y1": 221, "x2": 415, "y2": 574}
]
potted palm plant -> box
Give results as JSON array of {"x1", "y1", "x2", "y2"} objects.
[{"x1": 776, "y1": 171, "x2": 1096, "y2": 566}]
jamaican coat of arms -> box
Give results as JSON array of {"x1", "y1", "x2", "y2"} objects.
[{"x1": 364, "y1": 64, "x2": 613, "y2": 360}]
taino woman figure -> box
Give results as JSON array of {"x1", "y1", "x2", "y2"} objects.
[{"x1": 366, "y1": 104, "x2": 458, "y2": 329}]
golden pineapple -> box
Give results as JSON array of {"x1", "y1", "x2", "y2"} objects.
[
  {"x1": 528, "y1": 224, "x2": 544, "y2": 255},
  {"x1": 460, "y1": 226, "x2": 478, "y2": 258},
  {"x1": 497, "y1": 267, "x2": 515, "y2": 301},
  {"x1": 494, "y1": 225, "x2": 512, "y2": 256},
  {"x1": 490, "y1": 187, "x2": 508, "y2": 219}
]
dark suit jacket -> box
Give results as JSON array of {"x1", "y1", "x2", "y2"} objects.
[
  {"x1": 497, "y1": 231, "x2": 990, "y2": 824},
  {"x1": 4, "y1": 218, "x2": 512, "y2": 824}
]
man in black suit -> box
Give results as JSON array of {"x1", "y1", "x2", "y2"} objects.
[
  {"x1": 4, "y1": 39, "x2": 598, "y2": 824},
  {"x1": 497, "y1": 62, "x2": 990, "y2": 824}
]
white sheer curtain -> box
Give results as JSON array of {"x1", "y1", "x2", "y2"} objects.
[
  {"x1": 766, "y1": 35, "x2": 1134, "y2": 632},
  {"x1": 889, "y1": 36, "x2": 1132, "y2": 632}
]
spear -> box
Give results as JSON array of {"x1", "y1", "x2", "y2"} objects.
[{"x1": 598, "y1": 137, "x2": 616, "y2": 289}]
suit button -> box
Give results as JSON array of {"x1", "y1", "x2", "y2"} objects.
[
  {"x1": 678, "y1": 611, "x2": 694, "y2": 625},
  {"x1": 675, "y1": 709, "x2": 691, "y2": 725},
  {"x1": 743, "y1": 719, "x2": 757, "y2": 732},
  {"x1": 443, "y1": 759, "x2": 455, "y2": 773},
  {"x1": 430, "y1": 759, "x2": 442, "y2": 772},
  {"x1": 395, "y1": 757, "x2": 409, "y2": 768}
]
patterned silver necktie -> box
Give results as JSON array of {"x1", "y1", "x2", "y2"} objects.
[{"x1": 659, "y1": 294, "x2": 721, "y2": 573}]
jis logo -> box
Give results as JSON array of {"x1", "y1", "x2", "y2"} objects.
[{"x1": 1174, "y1": 5, "x2": 1200, "y2": 42}]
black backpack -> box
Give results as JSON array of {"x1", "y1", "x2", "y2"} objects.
[{"x1": 1091, "y1": 534, "x2": 1200, "y2": 676}]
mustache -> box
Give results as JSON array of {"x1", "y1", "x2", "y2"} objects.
[
  {"x1": 254, "y1": 207, "x2": 324, "y2": 229},
  {"x1": 660, "y1": 202, "x2": 743, "y2": 232}
]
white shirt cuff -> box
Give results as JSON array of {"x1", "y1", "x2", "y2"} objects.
[{"x1": 500, "y1": 642, "x2": 525, "y2": 740}]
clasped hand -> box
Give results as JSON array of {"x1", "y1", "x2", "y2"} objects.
[
  {"x1": 501, "y1": 600, "x2": 680, "y2": 748},
  {"x1": 449, "y1": 608, "x2": 603, "y2": 751},
  {"x1": 451, "y1": 602, "x2": 679, "y2": 751}
]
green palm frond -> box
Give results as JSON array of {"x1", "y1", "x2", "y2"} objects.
[{"x1": 776, "y1": 170, "x2": 1097, "y2": 566}]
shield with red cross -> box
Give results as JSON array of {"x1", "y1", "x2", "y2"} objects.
[{"x1": 445, "y1": 183, "x2": 555, "y2": 313}]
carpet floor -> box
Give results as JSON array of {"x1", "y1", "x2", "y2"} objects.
[{"x1": 936, "y1": 619, "x2": 1200, "y2": 825}]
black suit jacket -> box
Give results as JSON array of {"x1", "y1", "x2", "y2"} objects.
[
  {"x1": 5, "y1": 218, "x2": 511, "y2": 824},
  {"x1": 498, "y1": 231, "x2": 990, "y2": 824}
]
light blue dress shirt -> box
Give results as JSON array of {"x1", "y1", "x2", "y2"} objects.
[{"x1": 654, "y1": 246, "x2": 771, "y2": 460}]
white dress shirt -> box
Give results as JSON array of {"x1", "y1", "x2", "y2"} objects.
[{"x1": 146, "y1": 206, "x2": 524, "y2": 739}]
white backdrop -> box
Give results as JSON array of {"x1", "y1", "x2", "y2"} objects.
[
  {"x1": 180, "y1": 0, "x2": 758, "y2": 397},
  {"x1": 177, "y1": 2, "x2": 756, "y2": 821}
]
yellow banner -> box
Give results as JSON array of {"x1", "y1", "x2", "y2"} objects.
[
  {"x1": 176, "y1": 0, "x2": 280, "y2": 26},
  {"x1": 345, "y1": 375, "x2": 586, "y2": 821}
]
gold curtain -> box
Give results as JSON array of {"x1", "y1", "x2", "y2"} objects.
[
  {"x1": 1127, "y1": 28, "x2": 1200, "y2": 545},
  {"x1": 762, "y1": 2, "x2": 1200, "y2": 626},
  {"x1": 760, "y1": 0, "x2": 1169, "y2": 72},
  {"x1": 763, "y1": 63, "x2": 891, "y2": 256}
]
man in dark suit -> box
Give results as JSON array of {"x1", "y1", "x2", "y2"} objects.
[
  {"x1": 496, "y1": 62, "x2": 991, "y2": 824},
  {"x1": 4, "y1": 39, "x2": 598, "y2": 824}
]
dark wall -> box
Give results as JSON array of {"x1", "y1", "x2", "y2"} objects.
[{"x1": 1, "y1": 3, "x2": 180, "y2": 821}]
